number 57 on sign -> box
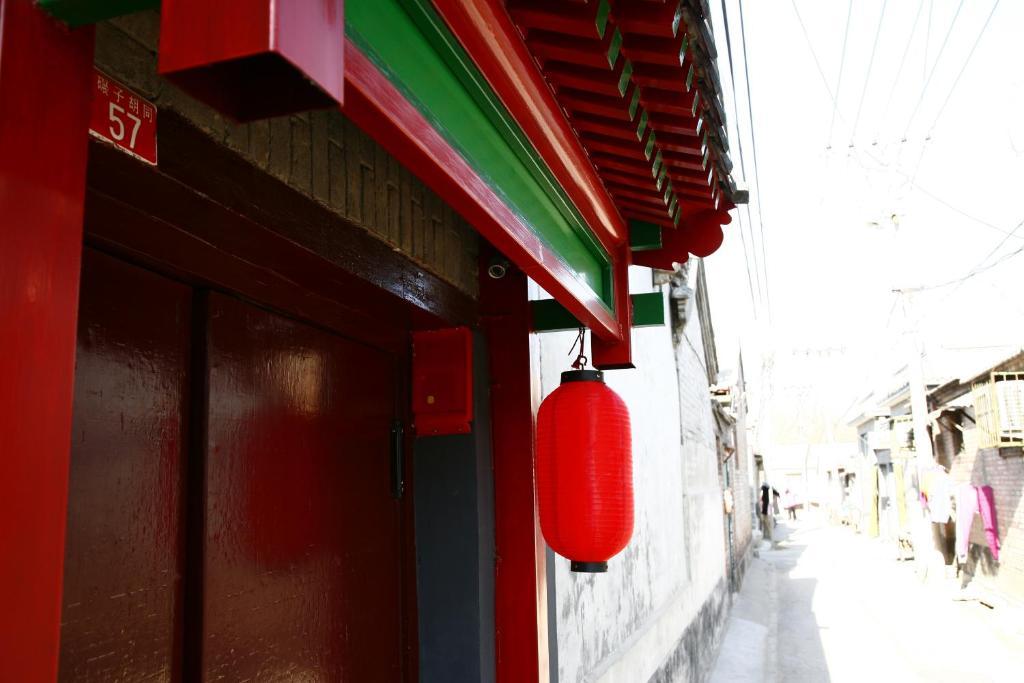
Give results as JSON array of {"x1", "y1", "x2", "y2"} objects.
[{"x1": 89, "y1": 69, "x2": 157, "y2": 165}]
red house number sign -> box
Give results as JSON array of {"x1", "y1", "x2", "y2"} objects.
[{"x1": 89, "y1": 69, "x2": 157, "y2": 165}]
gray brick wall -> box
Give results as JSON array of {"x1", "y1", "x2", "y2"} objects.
[
  {"x1": 949, "y1": 424, "x2": 1024, "y2": 608},
  {"x1": 94, "y1": 12, "x2": 479, "y2": 298}
]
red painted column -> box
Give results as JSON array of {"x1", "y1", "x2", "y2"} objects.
[
  {"x1": 0, "y1": 2, "x2": 94, "y2": 680},
  {"x1": 480, "y1": 250, "x2": 549, "y2": 683}
]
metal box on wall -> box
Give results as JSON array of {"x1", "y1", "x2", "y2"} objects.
[{"x1": 413, "y1": 327, "x2": 473, "y2": 435}]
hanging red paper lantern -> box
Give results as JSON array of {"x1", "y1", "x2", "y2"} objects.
[{"x1": 536, "y1": 369, "x2": 633, "y2": 572}]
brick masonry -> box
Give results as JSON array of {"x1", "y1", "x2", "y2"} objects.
[
  {"x1": 94, "y1": 12, "x2": 479, "y2": 299},
  {"x1": 948, "y1": 436, "x2": 1024, "y2": 608}
]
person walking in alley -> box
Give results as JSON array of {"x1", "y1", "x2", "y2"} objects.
[
  {"x1": 783, "y1": 488, "x2": 798, "y2": 520},
  {"x1": 760, "y1": 483, "x2": 778, "y2": 541}
]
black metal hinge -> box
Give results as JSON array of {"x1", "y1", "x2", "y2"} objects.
[{"x1": 391, "y1": 420, "x2": 404, "y2": 499}]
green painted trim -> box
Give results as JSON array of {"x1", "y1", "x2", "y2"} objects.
[
  {"x1": 685, "y1": 64, "x2": 695, "y2": 91},
  {"x1": 348, "y1": 0, "x2": 614, "y2": 309},
  {"x1": 630, "y1": 292, "x2": 665, "y2": 327},
  {"x1": 595, "y1": 0, "x2": 612, "y2": 38},
  {"x1": 671, "y1": 1, "x2": 685, "y2": 37},
  {"x1": 627, "y1": 86, "x2": 642, "y2": 120},
  {"x1": 629, "y1": 221, "x2": 662, "y2": 252},
  {"x1": 679, "y1": 34, "x2": 690, "y2": 64},
  {"x1": 531, "y1": 292, "x2": 664, "y2": 332},
  {"x1": 37, "y1": 0, "x2": 157, "y2": 26},
  {"x1": 651, "y1": 150, "x2": 664, "y2": 179},
  {"x1": 692, "y1": 90, "x2": 701, "y2": 117},
  {"x1": 644, "y1": 131, "x2": 657, "y2": 160},
  {"x1": 617, "y1": 59, "x2": 634, "y2": 97},
  {"x1": 607, "y1": 28, "x2": 623, "y2": 68},
  {"x1": 636, "y1": 109, "x2": 648, "y2": 141}
]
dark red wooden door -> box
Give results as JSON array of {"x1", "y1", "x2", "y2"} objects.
[
  {"x1": 59, "y1": 249, "x2": 191, "y2": 681},
  {"x1": 201, "y1": 292, "x2": 404, "y2": 681}
]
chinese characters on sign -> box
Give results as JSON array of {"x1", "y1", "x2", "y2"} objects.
[{"x1": 88, "y1": 69, "x2": 157, "y2": 165}]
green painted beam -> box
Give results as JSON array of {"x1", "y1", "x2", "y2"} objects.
[
  {"x1": 531, "y1": 292, "x2": 664, "y2": 333},
  {"x1": 38, "y1": 0, "x2": 157, "y2": 26},
  {"x1": 630, "y1": 292, "x2": 665, "y2": 328},
  {"x1": 348, "y1": 0, "x2": 614, "y2": 310},
  {"x1": 629, "y1": 221, "x2": 662, "y2": 252}
]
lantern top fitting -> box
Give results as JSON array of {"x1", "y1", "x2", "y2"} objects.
[{"x1": 561, "y1": 369, "x2": 605, "y2": 384}]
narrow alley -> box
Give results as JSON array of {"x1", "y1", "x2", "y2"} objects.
[{"x1": 711, "y1": 519, "x2": 1024, "y2": 682}]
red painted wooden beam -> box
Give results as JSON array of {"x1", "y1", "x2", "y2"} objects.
[
  {"x1": 0, "y1": 1, "x2": 94, "y2": 680},
  {"x1": 342, "y1": 43, "x2": 621, "y2": 341},
  {"x1": 480, "y1": 249, "x2": 551, "y2": 683},
  {"x1": 648, "y1": 110, "x2": 703, "y2": 137},
  {"x1": 632, "y1": 62, "x2": 694, "y2": 92},
  {"x1": 158, "y1": 0, "x2": 345, "y2": 121},
  {"x1": 432, "y1": 0, "x2": 626, "y2": 251},
  {"x1": 642, "y1": 85, "x2": 700, "y2": 117},
  {"x1": 507, "y1": 0, "x2": 610, "y2": 38},
  {"x1": 615, "y1": 1, "x2": 684, "y2": 38},
  {"x1": 559, "y1": 85, "x2": 642, "y2": 122},
  {"x1": 526, "y1": 27, "x2": 621, "y2": 71},
  {"x1": 620, "y1": 33, "x2": 689, "y2": 67}
]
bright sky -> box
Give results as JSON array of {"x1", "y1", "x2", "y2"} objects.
[{"x1": 704, "y1": 0, "x2": 1024, "y2": 444}]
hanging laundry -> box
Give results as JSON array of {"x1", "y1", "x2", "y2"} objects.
[
  {"x1": 920, "y1": 466, "x2": 953, "y2": 523},
  {"x1": 977, "y1": 485, "x2": 1000, "y2": 562},
  {"x1": 955, "y1": 483, "x2": 1001, "y2": 563},
  {"x1": 956, "y1": 484, "x2": 974, "y2": 563}
]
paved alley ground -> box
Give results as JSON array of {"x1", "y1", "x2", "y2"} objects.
[{"x1": 710, "y1": 519, "x2": 1024, "y2": 682}]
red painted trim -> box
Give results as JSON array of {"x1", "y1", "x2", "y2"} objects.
[
  {"x1": 0, "y1": 1, "x2": 94, "y2": 680},
  {"x1": 431, "y1": 0, "x2": 626, "y2": 253},
  {"x1": 342, "y1": 42, "x2": 622, "y2": 341},
  {"x1": 480, "y1": 249, "x2": 549, "y2": 683}
]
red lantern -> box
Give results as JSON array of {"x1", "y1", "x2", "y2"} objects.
[{"x1": 536, "y1": 370, "x2": 633, "y2": 572}]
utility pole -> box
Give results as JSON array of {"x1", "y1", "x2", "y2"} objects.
[
  {"x1": 896, "y1": 288, "x2": 936, "y2": 567},
  {"x1": 902, "y1": 292, "x2": 935, "y2": 472}
]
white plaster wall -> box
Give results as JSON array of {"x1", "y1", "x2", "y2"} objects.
[{"x1": 531, "y1": 267, "x2": 729, "y2": 683}]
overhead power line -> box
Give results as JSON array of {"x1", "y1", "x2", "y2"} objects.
[
  {"x1": 905, "y1": 0, "x2": 1001, "y2": 187},
  {"x1": 922, "y1": 0, "x2": 1001, "y2": 137},
  {"x1": 942, "y1": 217, "x2": 1024, "y2": 298},
  {"x1": 901, "y1": 0, "x2": 965, "y2": 140},
  {"x1": 826, "y1": 0, "x2": 854, "y2": 149},
  {"x1": 849, "y1": 0, "x2": 889, "y2": 146},
  {"x1": 738, "y1": 0, "x2": 773, "y2": 324},
  {"x1": 718, "y1": 0, "x2": 765, "y2": 317},
  {"x1": 874, "y1": 0, "x2": 925, "y2": 145}
]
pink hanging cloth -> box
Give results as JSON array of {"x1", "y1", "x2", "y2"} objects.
[
  {"x1": 977, "y1": 485, "x2": 1000, "y2": 562},
  {"x1": 955, "y1": 484, "x2": 1001, "y2": 563}
]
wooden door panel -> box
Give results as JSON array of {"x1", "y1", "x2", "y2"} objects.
[
  {"x1": 59, "y1": 249, "x2": 191, "y2": 682},
  {"x1": 202, "y1": 293, "x2": 403, "y2": 681}
]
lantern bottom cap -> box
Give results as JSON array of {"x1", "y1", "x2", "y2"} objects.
[{"x1": 570, "y1": 560, "x2": 608, "y2": 573}]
